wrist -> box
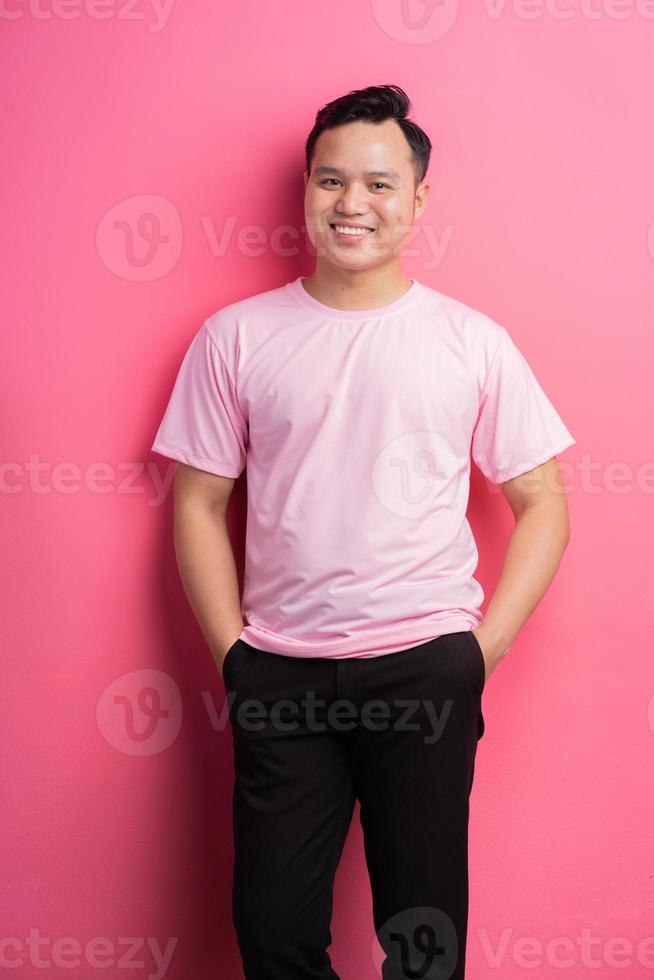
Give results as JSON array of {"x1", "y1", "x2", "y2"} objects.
[
  {"x1": 213, "y1": 624, "x2": 245, "y2": 659},
  {"x1": 474, "y1": 623, "x2": 512, "y2": 661}
]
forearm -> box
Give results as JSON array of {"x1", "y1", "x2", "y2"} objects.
[
  {"x1": 477, "y1": 501, "x2": 571, "y2": 663},
  {"x1": 173, "y1": 501, "x2": 244, "y2": 667}
]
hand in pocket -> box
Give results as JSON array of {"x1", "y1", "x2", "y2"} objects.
[{"x1": 220, "y1": 637, "x2": 242, "y2": 678}]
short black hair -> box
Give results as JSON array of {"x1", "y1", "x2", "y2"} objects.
[{"x1": 305, "y1": 84, "x2": 432, "y2": 186}]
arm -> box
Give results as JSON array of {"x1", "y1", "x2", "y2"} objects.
[
  {"x1": 172, "y1": 461, "x2": 245, "y2": 675},
  {"x1": 472, "y1": 456, "x2": 572, "y2": 681}
]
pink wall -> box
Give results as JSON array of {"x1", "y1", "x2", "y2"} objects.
[{"x1": 2, "y1": 2, "x2": 653, "y2": 977}]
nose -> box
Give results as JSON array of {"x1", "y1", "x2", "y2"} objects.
[{"x1": 334, "y1": 183, "x2": 369, "y2": 216}]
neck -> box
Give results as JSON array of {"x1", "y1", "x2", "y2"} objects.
[{"x1": 301, "y1": 264, "x2": 413, "y2": 311}]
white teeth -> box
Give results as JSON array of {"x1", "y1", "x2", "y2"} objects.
[{"x1": 333, "y1": 225, "x2": 373, "y2": 236}]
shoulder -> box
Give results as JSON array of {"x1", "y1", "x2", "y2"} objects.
[
  {"x1": 417, "y1": 282, "x2": 507, "y2": 367},
  {"x1": 204, "y1": 280, "x2": 291, "y2": 343},
  {"x1": 422, "y1": 283, "x2": 503, "y2": 334}
]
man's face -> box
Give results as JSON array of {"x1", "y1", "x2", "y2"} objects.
[{"x1": 303, "y1": 118, "x2": 428, "y2": 272}]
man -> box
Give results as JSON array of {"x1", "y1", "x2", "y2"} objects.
[{"x1": 151, "y1": 84, "x2": 575, "y2": 979}]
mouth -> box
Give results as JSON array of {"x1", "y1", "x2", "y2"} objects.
[{"x1": 329, "y1": 223, "x2": 376, "y2": 239}]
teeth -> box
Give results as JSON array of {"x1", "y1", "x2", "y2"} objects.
[{"x1": 333, "y1": 225, "x2": 373, "y2": 236}]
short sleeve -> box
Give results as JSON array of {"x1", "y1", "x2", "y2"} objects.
[
  {"x1": 150, "y1": 322, "x2": 248, "y2": 478},
  {"x1": 471, "y1": 326, "x2": 575, "y2": 484}
]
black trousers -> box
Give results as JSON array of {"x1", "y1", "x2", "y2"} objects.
[{"x1": 222, "y1": 629, "x2": 486, "y2": 980}]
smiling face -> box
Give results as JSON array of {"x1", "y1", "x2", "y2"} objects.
[{"x1": 303, "y1": 118, "x2": 429, "y2": 275}]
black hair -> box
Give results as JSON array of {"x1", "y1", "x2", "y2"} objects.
[{"x1": 305, "y1": 84, "x2": 432, "y2": 186}]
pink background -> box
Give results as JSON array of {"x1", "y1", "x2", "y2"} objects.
[{"x1": 3, "y1": 2, "x2": 653, "y2": 978}]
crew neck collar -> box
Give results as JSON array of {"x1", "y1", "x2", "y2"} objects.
[{"x1": 286, "y1": 276, "x2": 422, "y2": 320}]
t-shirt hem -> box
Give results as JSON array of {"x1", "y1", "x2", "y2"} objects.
[
  {"x1": 238, "y1": 617, "x2": 480, "y2": 659},
  {"x1": 150, "y1": 440, "x2": 243, "y2": 478}
]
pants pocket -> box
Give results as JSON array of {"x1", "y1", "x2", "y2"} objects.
[
  {"x1": 465, "y1": 629, "x2": 486, "y2": 694},
  {"x1": 222, "y1": 638, "x2": 243, "y2": 680}
]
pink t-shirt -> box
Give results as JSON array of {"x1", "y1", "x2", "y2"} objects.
[{"x1": 151, "y1": 276, "x2": 575, "y2": 659}]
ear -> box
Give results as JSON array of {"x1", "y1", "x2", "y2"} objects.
[{"x1": 414, "y1": 180, "x2": 430, "y2": 220}]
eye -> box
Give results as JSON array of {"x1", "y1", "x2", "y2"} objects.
[{"x1": 318, "y1": 179, "x2": 390, "y2": 189}]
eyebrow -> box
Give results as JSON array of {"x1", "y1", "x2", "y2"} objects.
[{"x1": 314, "y1": 166, "x2": 401, "y2": 181}]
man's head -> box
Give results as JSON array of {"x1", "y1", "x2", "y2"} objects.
[{"x1": 303, "y1": 84, "x2": 431, "y2": 274}]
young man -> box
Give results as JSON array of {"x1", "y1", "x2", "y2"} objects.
[{"x1": 151, "y1": 84, "x2": 575, "y2": 980}]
